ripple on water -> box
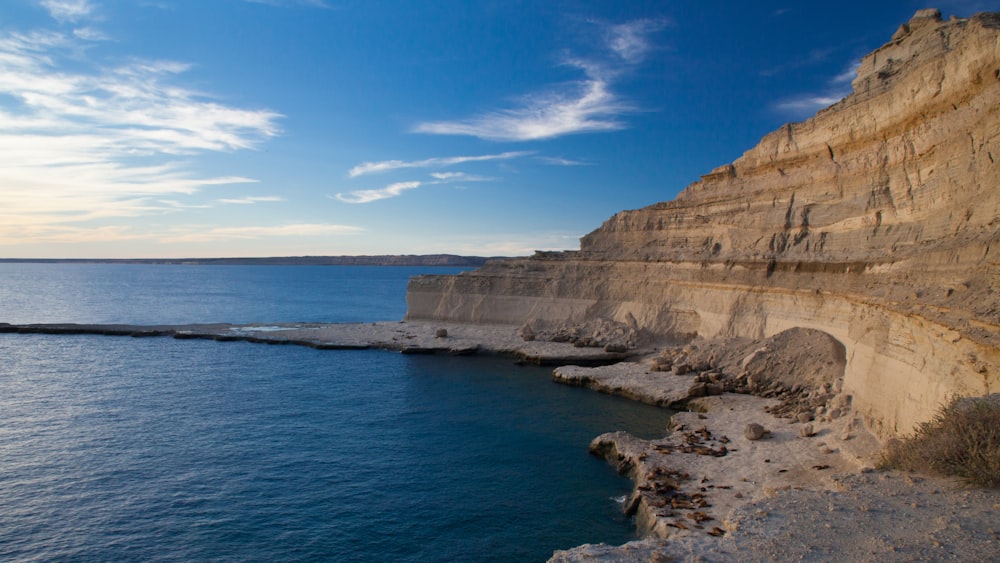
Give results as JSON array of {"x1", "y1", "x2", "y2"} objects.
[{"x1": 0, "y1": 334, "x2": 673, "y2": 561}]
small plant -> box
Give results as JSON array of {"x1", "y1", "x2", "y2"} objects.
[{"x1": 879, "y1": 395, "x2": 1000, "y2": 487}]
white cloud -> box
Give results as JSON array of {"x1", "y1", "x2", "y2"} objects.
[
  {"x1": 40, "y1": 0, "x2": 96, "y2": 23},
  {"x1": 428, "y1": 172, "x2": 463, "y2": 180},
  {"x1": 419, "y1": 231, "x2": 582, "y2": 256},
  {"x1": 606, "y1": 19, "x2": 666, "y2": 64},
  {"x1": 413, "y1": 19, "x2": 662, "y2": 142},
  {"x1": 428, "y1": 172, "x2": 492, "y2": 182},
  {"x1": 335, "y1": 181, "x2": 422, "y2": 204},
  {"x1": 536, "y1": 156, "x2": 590, "y2": 166},
  {"x1": 72, "y1": 27, "x2": 109, "y2": 41},
  {"x1": 773, "y1": 94, "x2": 846, "y2": 113},
  {"x1": 158, "y1": 199, "x2": 212, "y2": 209},
  {"x1": 0, "y1": 27, "x2": 282, "y2": 232},
  {"x1": 414, "y1": 77, "x2": 628, "y2": 142},
  {"x1": 832, "y1": 61, "x2": 861, "y2": 84},
  {"x1": 0, "y1": 224, "x2": 148, "y2": 245},
  {"x1": 165, "y1": 223, "x2": 363, "y2": 242},
  {"x1": 773, "y1": 60, "x2": 859, "y2": 116},
  {"x1": 217, "y1": 196, "x2": 285, "y2": 204},
  {"x1": 348, "y1": 151, "x2": 531, "y2": 177}
]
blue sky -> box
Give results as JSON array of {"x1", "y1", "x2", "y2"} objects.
[{"x1": 1, "y1": 0, "x2": 996, "y2": 258}]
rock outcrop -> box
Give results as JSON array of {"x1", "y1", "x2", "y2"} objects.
[{"x1": 407, "y1": 10, "x2": 1000, "y2": 439}]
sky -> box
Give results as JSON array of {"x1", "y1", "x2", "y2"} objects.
[{"x1": 1, "y1": 0, "x2": 997, "y2": 258}]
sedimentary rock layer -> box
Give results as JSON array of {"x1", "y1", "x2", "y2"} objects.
[{"x1": 406, "y1": 10, "x2": 1000, "y2": 438}]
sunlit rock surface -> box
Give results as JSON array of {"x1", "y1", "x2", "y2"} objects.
[{"x1": 407, "y1": 10, "x2": 1000, "y2": 439}]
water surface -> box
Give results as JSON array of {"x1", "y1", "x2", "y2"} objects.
[{"x1": 0, "y1": 264, "x2": 673, "y2": 561}]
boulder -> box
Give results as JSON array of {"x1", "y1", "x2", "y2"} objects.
[{"x1": 744, "y1": 423, "x2": 767, "y2": 441}]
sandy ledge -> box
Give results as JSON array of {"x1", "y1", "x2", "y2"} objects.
[{"x1": 3, "y1": 320, "x2": 998, "y2": 561}]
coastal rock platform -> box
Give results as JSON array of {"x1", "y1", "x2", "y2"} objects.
[{"x1": 0, "y1": 320, "x2": 640, "y2": 366}]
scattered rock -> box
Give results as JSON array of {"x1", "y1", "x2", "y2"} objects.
[
  {"x1": 435, "y1": 328, "x2": 448, "y2": 338},
  {"x1": 519, "y1": 323, "x2": 535, "y2": 341},
  {"x1": 800, "y1": 423, "x2": 816, "y2": 438},
  {"x1": 745, "y1": 423, "x2": 767, "y2": 440}
]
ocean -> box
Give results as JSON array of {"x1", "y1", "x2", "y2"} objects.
[{"x1": 0, "y1": 264, "x2": 673, "y2": 561}]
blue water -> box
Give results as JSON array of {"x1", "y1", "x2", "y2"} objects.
[
  {"x1": 0, "y1": 264, "x2": 673, "y2": 561},
  {"x1": 0, "y1": 263, "x2": 449, "y2": 324}
]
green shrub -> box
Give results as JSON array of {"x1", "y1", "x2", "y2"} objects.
[{"x1": 879, "y1": 395, "x2": 1000, "y2": 488}]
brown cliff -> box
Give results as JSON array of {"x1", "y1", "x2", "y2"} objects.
[{"x1": 407, "y1": 10, "x2": 1000, "y2": 438}]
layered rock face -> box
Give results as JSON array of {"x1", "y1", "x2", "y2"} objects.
[{"x1": 407, "y1": 10, "x2": 1000, "y2": 438}]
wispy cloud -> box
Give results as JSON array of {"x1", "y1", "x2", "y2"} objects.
[
  {"x1": 335, "y1": 181, "x2": 422, "y2": 204},
  {"x1": 773, "y1": 94, "x2": 846, "y2": 114},
  {"x1": 72, "y1": 27, "x2": 109, "y2": 41},
  {"x1": 158, "y1": 199, "x2": 212, "y2": 210},
  {"x1": 605, "y1": 19, "x2": 665, "y2": 64},
  {"x1": 428, "y1": 172, "x2": 492, "y2": 182},
  {"x1": 0, "y1": 224, "x2": 148, "y2": 245},
  {"x1": 420, "y1": 231, "x2": 582, "y2": 256},
  {"x1": 413, "y1": 18, "x2": 665, "y2": 142},
  {"x1": 831, "y1": 61, "x2": 861, "y2": 84},
  {"x1": 348, "y1": 151, "x2": 531, "y2": 178},
  {"x1": 536, "y1": 156, "x2": 590, "y2": 166},
  {"x1": 0, "y1": 26, "x2": 282, "y2": 231},
  {"x1": 336, "y1": 169, "x2": 496, "y2": 204},
  {"x1": 773, "y1": 60, "x2": 860, "y2": 116},
  {"x1": 40, "y1": 0, "x2": 96, "y2": 23},
  {"x1": 165, "y1": 223, "x2": 363, "y2": 242},
  {"x1": 414, "y1": 76, "x2": 628, "y2": 142},
  {"x1": 217, "y1": 196, "x2": 285, "y2": 205}
]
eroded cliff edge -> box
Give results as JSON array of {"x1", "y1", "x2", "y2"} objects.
[{"x1": 407, "y1": 10, "x2": 1000, "y2": 439}]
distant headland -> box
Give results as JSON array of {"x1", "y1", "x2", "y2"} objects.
[{"x1": 0, "y1": 254, "x2": 496, "y2": 267}]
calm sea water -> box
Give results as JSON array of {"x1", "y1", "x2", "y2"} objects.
[{"x1": 0, "y1": 264, "x2": 673, "y2": 561}]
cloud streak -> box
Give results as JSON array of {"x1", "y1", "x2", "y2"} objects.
[
  {"x1": 0, "y1": 25, "x2": 282, "y2": 232},
  {"x1": 428, "y1": 172, "x2": 492, "y2": 182},
  {"x1": 40, "y1": 0, "x2": 96, "y2": 23},
  {"x1": 773, "y1": 61, "x2": 860, "y2": 116},
  {"x1": 536, "y1": 156, "x2": 590, "y2": 166},
  {"x1": 348, "y1": 151, "x2": 531, "y2": 177},
  {"x1": 335, "y1": 181, "x2": 422, "y2": 204},
  {"x1": 414, "y1": 77, "x2": 628, "y2": 142},
  {"x1": 218, "y1": 196, "x2": 285, "y2": 205},
  {"x1": 606, "y1": 19, "x2": 665, "y2": 64},
  {"x1": 164, "y1": 223, "x2": 363, "y2": 243},
  {"x1": 413, "y1": 19, "x2": 664, "y2": 142},
  {"x1": 338, "y1": 163, "x2": 501, "y2": 204}
]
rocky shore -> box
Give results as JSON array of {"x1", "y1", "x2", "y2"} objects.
[
  {"x1": 0, "y1": 320, "x2": 638, "y2": 365},
  {"x1": 404, "y1": 9, "x2": 1000, "y2": 444},
  {"x1": 4, "y1": 319, "x2": 998, "y2": 560}
]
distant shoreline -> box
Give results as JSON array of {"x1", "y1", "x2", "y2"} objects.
[{"x1": 0, "y1": 254, "x2": 497, "y2": 267}]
